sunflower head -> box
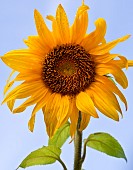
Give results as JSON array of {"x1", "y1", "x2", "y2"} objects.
[{"x1": 1, "y1": 2, "x2": 132, "y2": 138}]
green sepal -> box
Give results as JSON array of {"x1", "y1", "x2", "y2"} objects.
[
  {"x1": 48, "y1": 122, "x2": 70, "y2": 148},
  {"x1": 17, "y1": 145, "x2": 61, "y2": 169},
  {"x1": 106, "y1": 75, "x2": 116, "y2": 84},
  {"x1": 85, "y1": 132, "x2": 127, "y2": 161}
]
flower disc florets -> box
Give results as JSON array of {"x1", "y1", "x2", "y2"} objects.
[{"x1": 43, "y1": 44, "x2": 95, "y2": 96}]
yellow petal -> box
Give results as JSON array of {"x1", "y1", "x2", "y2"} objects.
[
  {"x1": 44, "y1": 94, "x2": 70, "y2": 137},
  {"x1": 24, "y1": 36, "x2": 49, "y2": 54},
  {"x1": 96, "y1": 63, "x2": 128, "y2": 88},
  {"x1": 88, "y1": 86, "x2": 119, "y2": 121},
  {"x1": 81, "y1": 18, "x2": 106, "y2": 51},
  {"x1": 28, "y1": 115, "x2": 35, "y2": 133},
  {"x1": 119, "y1": 56, "x2": 128, "y2": 69},
  {"x1": 31, "y1": 90, "x2": 51, "y2": 117},
  {"x1": 5, "y1": 70, "x2": 15, "y2": 85},
  {"x1": 89, "y1": 35, "x2": 130, "y2": 55},
  {"x1": 76, "y1": 11, "x2": 88, "y2": 44},
  {"x1": 4, "y1": 49, "x2": 43, "y2": 60},
  {"x1": 46, "y1": 15, "x2": 62, "y2": 45},
  {"x1": 13, "y1": 88, "x2": 48, "y2": 114},
  {"x1": 92, "y1": 53, "x2": 119, "y2": 64},
  {"x1": 56, "y1": 4, "x2": 70, "y2": 43},
  {"x1": 128, "y1": 60, "x2": 133, "y2": 67},
  {"x1": 2, "y1": 50, "x2": 43, "y2": 73},
  {"x1": 91, "y1": 82, "x2": 122, "y2": 114},
  {"x1": 34, "y1": 9, "x2": 55, "y2": 49},
  {"x1": 28, "y1": 89, "x2": 51, "y2": 132},
  {"x1": 44, "y1": 93, "x2": 61, "y2": 137},
  {"x1": 7, "y1": 99, "x2": 15, "y2": 112},
  {"x1": 95, "y1": 75, "x2": 127, "y2": 110},
  {"x1": 70, "y1": 4, "x2": 89, "y2": 44},
  {"x1": 108, "y1": 56, "x2": 128, "y2": 69},
  {"x1": 79, "y1": 112, "x2": 90, "y2": 131},
  {"x1": 44, "y1": 93, "x2": 61, "y2": 127},
  {"x1": 69, "y1": 97, "x2": 90, "y2": 135},
  {"x1": 76, "y1": 3, "x2": 89, "y2": 17},
  {"x1": 4, "y1": 80, "x2": 14, "y2": 95},
  {"x1": 2, "y1": 80, "x2": 45, "y2": 103},
  {"x1": 56, "y1": 95, "x2": 70, "y2": 128},
  {"x1": 76, "y1": 92, "x2": 98, "y2": 118},
  {"x1": 13, "y1": 107, "x2": 26, "y2": 113},
  {"x1": 16, "y1": 72, "x2": 41, "y2": 82},
  {"x1": 4, "y1": 70, "x2": 16, "y2": 95},
  {"x1": 69, "y1": 98, "x2": 78, "y2": 137}
]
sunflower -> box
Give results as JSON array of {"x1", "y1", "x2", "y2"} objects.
[{"x1": 1, "y1": 2, "x2": 133, "y2": 138}]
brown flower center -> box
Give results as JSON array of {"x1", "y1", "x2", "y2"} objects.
[{"x1": 42, "y1": 44, "x2": 95, "y2": 96}]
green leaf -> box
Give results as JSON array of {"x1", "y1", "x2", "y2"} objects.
[
  {"x1": 86, "y1": 132, "x2": 127, "y2": 161},
  {"x1": 48, "y1": 122, "x2": 70, "y2": 148},
  {"x1": 18, "y1": 145, "x2": 61, "y2": 169}
]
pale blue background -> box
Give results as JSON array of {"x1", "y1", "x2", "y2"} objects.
[{"x1": 0, "y1": 0, "x2": 133, "y2": 170}]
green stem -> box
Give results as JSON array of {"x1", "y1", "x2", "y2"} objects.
[
  {"x1": 81, "y1": 139, "x2": 88, "y2": 164},
  {"x1": 58, "y1": 158, "x2": 68, "y2": 170},
  {"x1": 73, "y1": 111, "x2": 82, "y2": 170}
]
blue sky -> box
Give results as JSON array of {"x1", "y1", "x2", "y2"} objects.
[{"x1": 0, "y1": 0, "x2": 133, "y2": 170}]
